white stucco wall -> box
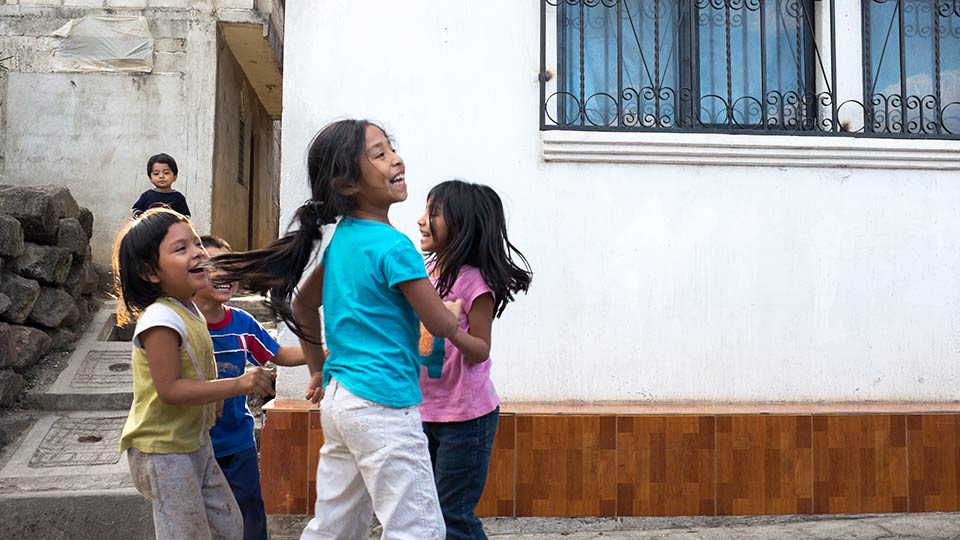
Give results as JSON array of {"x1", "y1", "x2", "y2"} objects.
[
  {"x1": 277, "y1": 1, "x2": 960, "y2": 402},
  {"x1": 0, "y1": 6, "x2": 219, "y2": 264}
]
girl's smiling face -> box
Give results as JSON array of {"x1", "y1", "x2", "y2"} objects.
[
  {"x1": 355, "y1": 125, "x2": 407, "y2": 208},
  {"x1": 147, "y1": 222, "x2": 209, "y2": 303},
  {"x1": 417, "y1": 199, "x2": 448, "y2": 254}
]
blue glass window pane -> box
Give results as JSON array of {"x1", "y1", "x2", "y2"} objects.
[
  {"x1": 865, "y1": 0, "x2": 960, "y2": 134},
  {"x1": 558, "y1": 0, "x2": 815, "y2": 131}
]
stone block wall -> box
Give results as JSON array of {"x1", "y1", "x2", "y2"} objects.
[{"x1": 0, "y1": 184, "x2": 103, "y2": 407}]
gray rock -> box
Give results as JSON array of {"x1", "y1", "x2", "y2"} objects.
[
  {"x1": 64, "y1": 254, "x2": 97, "y2": 300},
  {"x1": 7, "y1": 243, "x2": 73, "y2": 285},
  {"x1": 63, "y1": 261, "x2": 85, "y2": 300},
  {"x1": 80, "y1": 295, "x2": 102, "y2": 326},
  {"x1": 0, "y1": 214, "x2": 23, "y2": 258},
  {"x1": 77, "y1": 247, "x2": 99, "y2": 294},
  {"x1": 36, "y1": 185, "x2": 80, "y2": 219},
  {"x1": 0, "y1": 293, "x2": 9, "y2": 317},
  {"x1": 45, "y1": 326, "x2": 80, "y2": 351},
  {"x1": 0, "y1": 185, "x2": 59, "y2": 244},
  {"x1": 94, "y1": 262, "x2": 115, "y2": 295},
  {"x1": 0, "y1": 272, "x2": 40, "y2": 324},
  {"x1": 0, "y1": 323, "x2": 14, "y2": 370},
  {"x1": 0, "y1": 369, "x2": 23, "y2": 407},
  {"x1": 28, "y1": 287, "x2": 79, "y2": 328},
  {"x1": 9, "y1": 324, "x2": 51, "y2": 372},
  {"x1": 78, "y1": 207, "x2": 94, "y2": 239},
  {"x1": 75, "y1": 295, "x2": 91, "y2": 325},
  {"x1": 57, "y1": 218, "x2": 87, "y2": 257}
]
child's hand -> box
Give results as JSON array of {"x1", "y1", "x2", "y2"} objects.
[
  {"x1": 238, "y1": 367, "x2": 276, "y2": 397},
  {"x1": 305, "y1": 372, "x2": 325, "y2": 404},
  {"x1": 443, "y1": 299, "x2": 464, "y2": 320},
  {"x1": 216, "y1": 400, "x2": 224, "y2": 418}
]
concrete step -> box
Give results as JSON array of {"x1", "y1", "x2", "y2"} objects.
[
  {"x1": 0, "y1": 410, "x2": 132, "y2": 495},
  {"x1": 25, "y1": 305, "x2": 133, "y2": 411},
  {"x1": 0, "y1": 408, "x2": 156, "y2": 537},
  {"x1": 1, "y1": 489, "x2": 154, "y2": 540},
  {"x1": 0, "y1": 408, "x2": 156, "y2": 538}
]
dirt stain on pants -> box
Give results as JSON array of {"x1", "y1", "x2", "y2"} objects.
[{"x1": 127, "y1": 444, "x2": 243, "y2": 540}]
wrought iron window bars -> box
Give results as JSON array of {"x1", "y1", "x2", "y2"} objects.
[{"x1": 540, "y1": 0, "x2": 960, "y2": 138}]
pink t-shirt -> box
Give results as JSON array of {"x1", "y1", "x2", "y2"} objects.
[{"x1": 418, "y1": 265, "x2": 500, "y2": 422}]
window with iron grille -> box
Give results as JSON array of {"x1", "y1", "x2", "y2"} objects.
[
  {"x1": 541, "y1": 0, "x2": 960, "y2": 138},
  {"x1": 863, "y1": 1, "x2": 960, "y2": 135}
]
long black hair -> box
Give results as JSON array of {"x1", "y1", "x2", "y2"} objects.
[
  {"x1": 112, "y1": 208, "x2": 192, "y2": 326},
  {"x1": 425, "y1": 180, "x2": 532, "y2": 318},
  {"x1": 209, "y1": 119, "x2": 383, "y2": 341}
]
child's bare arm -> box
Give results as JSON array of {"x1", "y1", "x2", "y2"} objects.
[
  {"x1": 141, "y1": 326, "x2": 275, "y2": 406},
  {"x1": 398, "y1": 278, "x2": 459, "y2": 338},
  {"x1": 272, "y1": 346, "x2": 306, "y2": 367},
  {"x1": 454, "y1": 293, "x2": 494, "y2": 363},
  {"x1": 292, "y1": 264, "x2": 326, "y2": 402}
]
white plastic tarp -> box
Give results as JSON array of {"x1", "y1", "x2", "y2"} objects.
[{"x1": 53, "y1": 16, "x2": 154, "y2": 73}]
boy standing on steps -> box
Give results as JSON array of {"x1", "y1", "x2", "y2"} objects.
[
  {"x1": 194, "y1": 234, "x2": 306, "y2": 540},
  {"x1": 131, "y1": 153, "x2": 191, "y2": 218}
]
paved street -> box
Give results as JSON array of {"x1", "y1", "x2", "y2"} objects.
[{"x1": 265, "y1": 514, "x2": 960, "y2": 540}]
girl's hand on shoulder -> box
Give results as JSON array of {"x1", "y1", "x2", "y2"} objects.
[
  {"x1": 443, "y1": 299, "x2": 463, "y2": 320},
  {"x1": 305, "y1": 371, "x2": 325, "y2": 403},
  {"x1": 237, "y1": 367, "x2": 276, "y2": 397}
]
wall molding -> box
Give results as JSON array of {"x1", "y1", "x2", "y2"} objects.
[{"x1": 541, "y1": 130, "x2": 960, "y2": 170}]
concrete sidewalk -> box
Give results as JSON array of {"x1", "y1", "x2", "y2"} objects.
[{"x1": 265, "y1": 513, "x2": 960, "y2": 540}]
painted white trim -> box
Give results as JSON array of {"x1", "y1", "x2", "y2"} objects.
[{"x1": 541, "y1": 130, "x2": 960, "y2": 170}]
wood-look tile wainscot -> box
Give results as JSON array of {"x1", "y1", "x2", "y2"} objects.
[
  {"x1": 257, "y1": 402, "x2": 960, "y2": 517},
  {"x1": 907, "y1": 414, "x2": 960, "y2": 512},
  {"x1": 515, "y1": 415, "x2": 617, "y2": 517},
  {"x1": 812, "y1": 415, "x2": 908, "y2": 514},
  {"x1": 260, "y1": 401, "x2": 312, "y2": 514},
  {"x1": 617, "y1": 416, "x2": 715, "y2": 516},
  {"x1": 475, "y1": 414, "x2": 517, "y2": 517},
  {"x1": 716, "y1": 416, "x2": 812, "y2": 515}
]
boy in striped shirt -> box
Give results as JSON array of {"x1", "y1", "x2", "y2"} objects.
[{"x1": 195, "y1": 235, "x2": 305, "y2": 540}]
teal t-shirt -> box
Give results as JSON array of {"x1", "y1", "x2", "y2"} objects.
[{"x1": 321, "y1": 217, "x2": 428, "y2": 407}]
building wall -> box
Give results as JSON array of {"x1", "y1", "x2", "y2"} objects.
[
  {"x1": 210, "y1": 34, "x2": 278, "y2": 251},
  {"x1": 0, "y1": 0, "x2": 273, "y2": 263},
  {"x1": 0, "y1": 3, "x2": 222, "y2": 264},
  {"x1": 278, "y1": 1, "x2": 960, "y2": 402}
]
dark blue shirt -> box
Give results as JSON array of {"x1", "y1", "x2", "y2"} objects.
[{"x1": 132, "y1": 189, "x2": 191, "y2": 217}]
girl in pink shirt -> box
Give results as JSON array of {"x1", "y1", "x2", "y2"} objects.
[{"x1": 416, "y1": 180, "x2": 533, "y2": 540}]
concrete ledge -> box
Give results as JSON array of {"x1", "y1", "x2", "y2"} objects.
[
  {"x1": 542, "y1": 130, "x2": 960, "y2": 170},
  {"x1": 264, "y1": 398, "x2": 960, "y2": 416}
]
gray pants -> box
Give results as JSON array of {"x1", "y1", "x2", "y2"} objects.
[{"x1": 128, "y1": 444, "x2": 243, "y2": 540}]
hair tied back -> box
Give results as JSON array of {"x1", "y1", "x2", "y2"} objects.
[{"x1": 303, "y1": 199, "x2": 325, "y2": 228}]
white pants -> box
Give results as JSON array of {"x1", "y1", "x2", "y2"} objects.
[{"x1": 301, "y1": 378, "x2": 444, "y2": 540}]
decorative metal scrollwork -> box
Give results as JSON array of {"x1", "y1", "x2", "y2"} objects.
[{"x1": 544, "y1": 0, "x2": 960, "y2": 138}]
